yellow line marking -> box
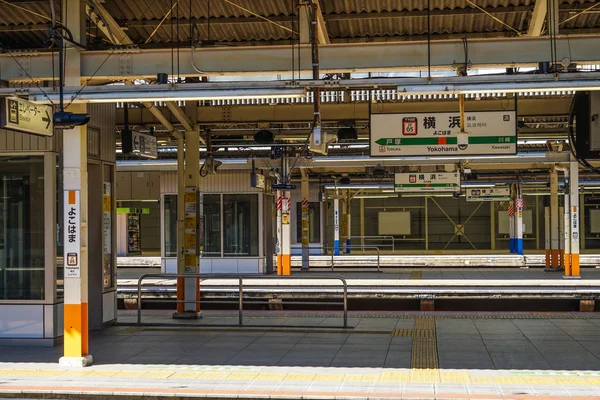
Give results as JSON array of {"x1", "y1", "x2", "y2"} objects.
[
  {"x1": 410, "y1": 270, "x2": 422, "y2": 280},
  {"x1": 228, "y1": 372, "x2": 259, "y2": 380},
  {"x1": 284, "y1": 374, "x2": 315, "y2": 381},
  {"x1": 255, "y1": 373, "x2": 287, "y2": 380}
]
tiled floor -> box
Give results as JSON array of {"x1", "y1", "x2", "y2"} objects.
[{"x1": 1, "y1": 311, "x2": 600, "y2": 398}]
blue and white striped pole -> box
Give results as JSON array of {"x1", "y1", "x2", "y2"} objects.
[
  {"x1": 334, "y1": 198, "x2": 340, "y2": 256},
  {"x1": 515, "y1": 184, "x2": 524, "y2": 255}
]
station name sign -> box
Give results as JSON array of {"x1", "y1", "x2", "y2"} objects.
[
  {"x1": 465, "y1": 187, "x2": 510, "y2": 202},
  {"x1": 395, "y1": 172, "x2": 460, "y2": 193},
  {"x1": 371, "y1": 111, "x2": 516, "y2": 157},
  {"x1": 122, "y1": 129, "x2": 158, "y2": 159},
  {"x1": 1, "y1": 97, "x2": 53, "y2": 136}
]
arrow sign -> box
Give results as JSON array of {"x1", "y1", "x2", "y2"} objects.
[
  {"x1": 1, "y1": 97, "x2": 54, "y2": 136},
  {"x1": 42, "y1": 110, "x2": 51, "y2": 129}
]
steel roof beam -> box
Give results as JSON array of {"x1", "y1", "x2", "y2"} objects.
[
  {"x1": 86, "y1": 0, "x2": 133, "y2": 45},
  {"x1": 3, "y1": 35, "x2": 600, "y2": 82}
]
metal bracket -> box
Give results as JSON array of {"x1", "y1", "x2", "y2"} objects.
[
  {"x1": 221, "y1": 106, "x2": 231, "y2": 121},
  {"x1": 118, "y1": 53, "x2": 132, "y2": 77}
]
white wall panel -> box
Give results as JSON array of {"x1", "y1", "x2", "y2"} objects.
[
  {"x1": 161, "y1": 170, "x2": 263, "y2": 194},
  {"x1": 0, "y1": 305, "x2": 44, "y2": 338}
]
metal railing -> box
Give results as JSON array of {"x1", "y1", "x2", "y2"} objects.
[
  {"x1": 347, "y1": 236, "x2": 395, "y2": 253},
  {"x1": 300, "y1": 246, "x2": 381, "y2": 272},
  {"x1": 136, "y1": 273, "x2": 348, "y2": 328}
]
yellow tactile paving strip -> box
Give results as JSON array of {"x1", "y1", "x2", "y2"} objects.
[
  {"x1": 411, "y1": 316, "x2": 439, "y2": 369},
  {"x1": 1, "y1": 368, "x2": 600, "y2": 385}
]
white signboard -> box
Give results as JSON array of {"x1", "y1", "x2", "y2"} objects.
[
  {"x1": 371, "y1": 111, "x2": 516, "y2": 157},
  {"x1": 1, "y1": 97, "x2": 53, "y2": 136},
  {"x1": 131, "y1": 131, "x2": 157, "y2": 159},
  {"x1": 466, "y1": 187, "x2": 510, "y2": 202},
  {"x1": 64, "y1": 190, "x2": 80, "y2": 278},
  {"x1": 395, "y1": 172, "x2": 460, "y2": 193},
  {"x1": 103, "y1": 183, "x2": 112, "y2": 254}
]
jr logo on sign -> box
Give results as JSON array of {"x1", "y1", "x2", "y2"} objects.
[
  {"x1": 402, "y1": 117, "x2": 418, "y2": 136},
  {"x1": 67, "y1": 252, "x2": 78, "y2": 266}
]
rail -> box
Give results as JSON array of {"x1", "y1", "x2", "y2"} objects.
[
  {"x1": 303, "y1": 245, "x2": 381, "y2": 272},
  {"x1": 347, "y1": 236, "x2": 395, "y2": 253},
  {"x1": 136, "y1": 273, "x2": 348, "y2": 328}
]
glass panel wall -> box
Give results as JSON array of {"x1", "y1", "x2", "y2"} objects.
[
  {"x1": 296, "y1": 202, "x2": 321, "y2": 243},
  {"x1": 223, "y1": 194, "x2": 259, "y2": 257},
  {"x1": 0, "y1": 156, "x2": 45, "y2": 300},
  {"x1": 202, "y1": 194, "x2": 221, "y2": 256},
  {"x1": 164, "y1": 193, "x2": 259, "y2": 258}
]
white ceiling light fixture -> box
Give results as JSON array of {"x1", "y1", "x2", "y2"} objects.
[
  {"x1": 30, "y1": 88, "x2": 307, "y2": 104},
  {"x1": 398, "y1": 80, "x2": 600, "y2": 96}
]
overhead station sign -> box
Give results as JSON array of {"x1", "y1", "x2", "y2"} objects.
[
  {"x1": 395, "y1": 172, "x2": 460, "y2": 193},
  {"x1": 371, "y1": 111, "x2": 516, "y2": 157},
  {"x1": 1, "y1": 97, "x2": 53, "y2": 136},
  {"x1": 122, "y1": 130, "x2": 158, "y2": 159},
  {"x1": 466, "y1": 187, "x2": 510, "y2": 202}
]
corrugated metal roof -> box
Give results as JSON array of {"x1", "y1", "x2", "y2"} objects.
[{"x1": 0, "y1": 0, "x2": 598, "y2": 48}]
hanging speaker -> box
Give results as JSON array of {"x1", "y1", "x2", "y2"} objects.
[
  {"x1": 254, "y1": 129, "x2": 275, "y2": 144},
  {"x1": 337, "y1": 126, "x2": 358, "y2": 141}
]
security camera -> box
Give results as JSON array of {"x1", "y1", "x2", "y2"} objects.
[{"x1": 53, "y1": 111, "x2": 90, "y2": 130}]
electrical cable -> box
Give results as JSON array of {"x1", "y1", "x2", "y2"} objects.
[
  {"x1": 171, "y1": 0, "x2": 174, "y2": 81},
  {"x1": 65, "y1": 49, "x2": 116, "y2": 108},
  {"x1": 177, "y1": 0, "x2": 180, "y2": 81},
  {"x1": 4, "y1": 49, "x2": 55, "y2": 106},
  {"x1": 427, "y1": 0, "x2": 431, "y2": 79},
  {"x1": 0, "y1": 0, "x2": 56, "y2": 23},
  {"x1": 221, "y1": 0, "x2": 296, "y2": 34}
]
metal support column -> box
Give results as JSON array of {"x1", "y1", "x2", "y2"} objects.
[
  {"x1": 509, "y1": 188, "x2": 515, "y2": 253},
  {"x1": 59, "y1": 0, "x2": 92, "y2": 368},
  {"x1": 545, "y1": 206, "x2": 551, "y2": 269},
  {"x1": 301, "y1": 170, "x2": 310, "y2": 270},
  {"x1": 281, "y1": 191, "x2": 292, "y2": 275},
  {"x1": 490, "y1": 202, "x2": 496, "y2": 250},
  {"x1": 334, "y1": 197, "x2": 340, "y2": 256},
  {"x1": 559, "y1": 205, "x2": 565, "y2": 268},
  {"x1": 175, "y1": 125, "x2": 201, "y2": 317},
  {"x1": 359, "y1": 198, "x2": 365, "y2": 249},
  {"x1": 515, "y1": 184, "x2": 524, "y2": 255},
  {"x1": 565, "y1": 159, "x2": 581, "y2": 278},
  {"x1": 276, "y1": 190, "x2": 282, "y2": 275},
  {"x1": 563, "y1": 197, "x2": 570, "y2": 274},
  {"x1": 345, "y1": 191, "x2": 351, "y2": 254},
  {"x1": 425, "y1": 197, "x2": 429, "y2": 251},
  {"x1": 550, "y1": 168, "x2": 560, "y2": 268}
]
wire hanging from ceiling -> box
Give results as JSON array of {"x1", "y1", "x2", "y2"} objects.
[{"x1": 220, "y1": 0, "x2": 297, "y2": 35}]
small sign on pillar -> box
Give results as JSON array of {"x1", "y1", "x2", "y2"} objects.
[
  {"x1": 183, "y1": 187, "x2": 198, "y2": 274},
  {"x1": 64, "y1": 190, "x2": 81, "y2": 278}
]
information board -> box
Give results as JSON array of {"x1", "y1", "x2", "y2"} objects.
[
  {"x1": 1, "y1": 97, "x2": 53, "y2": 136},
  {"x1": 466, "y1": 187, "x2": 510, "y2": 202},
  {"x1": 371, "y1": 111, "x2": 516, "y2": 157},
  {"x1": 395, "y1": 172, "x2": 460, "y2": 193}
]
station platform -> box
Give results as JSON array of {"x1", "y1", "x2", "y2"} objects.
[
  {"x1": 118, "y1": 254, "x2": 600, "y2": 269},
  {"x1": 2, "y1": 311, "x2": 600, "y2": 399},
  {"x1": 116, "y1": 268, "x2": 600, "y2": 309}
]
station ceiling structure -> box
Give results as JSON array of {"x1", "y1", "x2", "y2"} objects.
[{"x1": 1, "y1": 0, "x2": 600, "y2": 184}]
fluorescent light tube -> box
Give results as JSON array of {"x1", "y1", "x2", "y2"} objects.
[{"x1": 31, "y1": 88, "x2": 307, "y2": 104}]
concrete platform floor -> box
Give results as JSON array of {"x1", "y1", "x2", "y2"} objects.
[
  {"x1": 2, "y1": 311, "x2": 600, "y2": 399},
  {"x1": 117, "y1": 267, "x2": 600, "y2": 282}
]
